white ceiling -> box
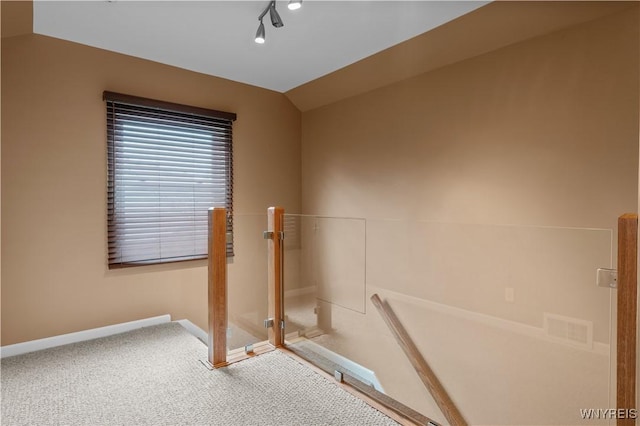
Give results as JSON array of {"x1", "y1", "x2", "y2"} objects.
[{"x1": 33, "y1": 1, "x2": 488, "y2": 93}]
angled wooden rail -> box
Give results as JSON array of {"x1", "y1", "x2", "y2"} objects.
[
  {"x1": 617, "y1": 213, "x2": 637, "y2": 426},
  {"x1": 371, "y1": 293, "x2": 467, "y2": 426}
]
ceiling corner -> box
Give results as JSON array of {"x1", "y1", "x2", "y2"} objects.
[{"x1": 286, "y1": 1, "x2": 636, "y2": 113}]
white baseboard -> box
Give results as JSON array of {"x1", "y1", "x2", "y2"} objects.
[
  {"x1": 375, "y1": 287, "x2": 610, "y2": 356},
  {"x1": 176, "y1": 319, "x2": 208, "y2": 344},
  {"x1": 0, "y1": 314, "x2": 172, "y2": 359},
  {"x1": 291, "y1": 338, "x2": 384, "y2": 392}
]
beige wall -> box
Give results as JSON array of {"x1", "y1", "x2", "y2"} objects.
[
  {"x1": 298, "y1": 7, "x2": 638, "y2": 425},
  {"x1": 1, "y1": 34, "x2": 301, "y2": 345},
  {"x1": 1, "y1": 1, "x2": 32, "y2": 39},
  {"x1": 302, "y1": 8, "x2": 638, "y2": 227}
]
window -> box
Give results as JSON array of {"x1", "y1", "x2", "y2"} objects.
[{"x1": 104, "y1": 91, "x2": 236, "y2": 268}]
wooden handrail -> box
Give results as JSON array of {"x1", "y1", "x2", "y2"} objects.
[
  {"x1": 617, "y1": 213, "x2": 637, "y2": 426},
  {"x1": 267, "y1": 207, "x2": 285, "y2": 347},
  {"x1": 371, "y1": 293, "x2": 467, "y2": 426},
  {"x1": 208, "y1": 207, "x2": 228, "y2": 368}
]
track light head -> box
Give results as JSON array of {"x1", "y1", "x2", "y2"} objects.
[
  {"x1": 288, "y1": 0, "x2": 302, "y2": 10},
  {"x1": 269, "y1": 1, "x2": 284, "y2": 28},
  {"x1": 254, "y1": 0, "x2": 298, "y2": 44},
  {"x1": 255, "y1": 20, "x2": 265, "y2": 44}
]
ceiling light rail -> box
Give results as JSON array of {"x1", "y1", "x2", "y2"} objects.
[{"x1": 254, "y1": 0, "x2": 302, "y2": 44}]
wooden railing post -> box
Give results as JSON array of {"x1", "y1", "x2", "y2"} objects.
[
  {"x1": 267, "y1": 206, "x2": 285, "y2": 347},
  {"x1": 208, "y1": 207, "x2": 228, "y2": 368},
  {"x1": 617, "y1": 213, "x2": 637, "y2": 425},
  {"x1": 371, "y1": 293, "x2": 467, "y2": 426}
]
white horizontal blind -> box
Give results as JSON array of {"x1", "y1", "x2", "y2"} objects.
[{"x1": 105, "y1": 92, "x2": 235, "y2": 268}]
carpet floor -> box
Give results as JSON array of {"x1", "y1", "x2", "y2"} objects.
[{"x1": 1, "y1": 323, "x2": 399, "y2": 426}]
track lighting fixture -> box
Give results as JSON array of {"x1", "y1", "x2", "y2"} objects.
[
  {"x1": 255, "y1": 20, "x2": 265, "y2": 44},
  {"x1": 254, "y1": 0, "x2": 301, "y2": 44},
  {"x1": 269, "y1": 1, "x2": 284, "y2": 28},
  {"x1": 288, "y1": 0, "x2": 302, "y2": 11}
]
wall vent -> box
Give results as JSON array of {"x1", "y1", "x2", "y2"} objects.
[{"x1": 543, "y1": 313, "x2": 593, "y2": 349}]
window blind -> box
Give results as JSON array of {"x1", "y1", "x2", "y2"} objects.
[{"x1": 104, "y1": 91, "x2": 235, "y2": 268}]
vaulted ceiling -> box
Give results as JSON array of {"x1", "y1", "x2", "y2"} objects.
[
  {"x1": 32, "y1": 1, "x2": 488, "y2": 93},
  {"x1": 4, "y1": 1, "x2": 634, "y2": 111}
]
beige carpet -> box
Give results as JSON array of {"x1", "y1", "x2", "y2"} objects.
[{"x1": 1, "y1": 323, "x2": 399, "y2": 426}]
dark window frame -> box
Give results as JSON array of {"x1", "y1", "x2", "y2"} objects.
[{"x1": 104, "y1": 91, "x2": 235, "y2": 269}]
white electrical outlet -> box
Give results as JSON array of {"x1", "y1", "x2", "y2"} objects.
[{"x1": 505, "y1": 287, "x2": 515, "y2": 303}]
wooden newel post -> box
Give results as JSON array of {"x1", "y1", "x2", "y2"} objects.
[
  {"x1": 617, "y1": 213, "x2": 637, "y2": 426},
  {"x1": 208, "y1": 207, "x2": 228, "y2": 368},
  {"x1": 267, "y1": 206, "x2": 285, "y2": 347}
]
